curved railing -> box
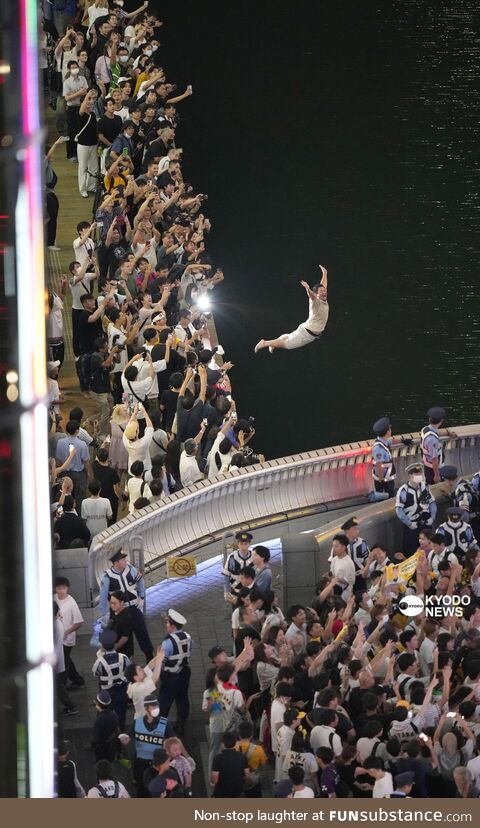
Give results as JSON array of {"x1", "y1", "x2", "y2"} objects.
[{"x1": 89, "y1": 423, "x2": 480, "y2": 588}]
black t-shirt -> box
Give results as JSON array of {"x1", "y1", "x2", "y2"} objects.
[
  {"x1": 143, "y1": 766, "x2": 180, "y2": 796},
  {"x1": 212, "y1": 749, "x2": 248, "y2": 798},
  {"x1": 54, "y1": 512, "x2": 91, "y2": 548},
  {"x1": 176, "y1": 396, "x2": 205, "y2": 442},
  {"x1": 89, "y1": 352, "x2": 111, "y2": 393},
  {"x1": 107, "y1": 237, "x2": 131, "y2": 280},
  {"x1": 92, "y1": 461, "x2": 120, "y2": 502},
  {"x1": 74, "y1": 111, "x2": 98, "y2": 146},
  {"x1": 77, "y1": 309, "x2": 103, "y2": 355},
  {"x1": 160, "y1": 388, "x2": 179, "y2": 431},
  {"x1": 109, "y1": 609, "x2": 134, "y2": 657},
  {"x1": 98, "y1": 113, "x2": 123, "y2": 145},
  {"x1": 92, "y1": 708, "x2": 119, "y2": 746}
]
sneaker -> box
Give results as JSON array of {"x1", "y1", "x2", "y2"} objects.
[
  {"x1": 62, "y1": 706, "x2": 79, "y2": 716},
  {"x1": 68, "y1": 157, "x2": 78, "y2": 163},
  {"x1": 47, "y1": 245, "x2": 61, "y2": 251},
  {"x1": 80, "y1": 191, "x2": 88, "y2": 198}
]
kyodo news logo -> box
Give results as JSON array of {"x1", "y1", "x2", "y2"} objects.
[{"x1": 399, "y1": 594, "x2": 471, "y2": 618}]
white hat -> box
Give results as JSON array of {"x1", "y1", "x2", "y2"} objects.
[{"x1": 168, "y1": 609, "x2": 186, "y2": 626}]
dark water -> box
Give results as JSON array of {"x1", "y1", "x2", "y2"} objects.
[{"x1": 160, "y1": 0, "x2": 480, "y2": 460}]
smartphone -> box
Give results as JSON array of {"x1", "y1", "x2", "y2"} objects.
[
  {"x1": 446, "y1": 712, "x2": 456, "y2": 719},
  {"x1": 231, "y1": 412, "x2": 237, "y2": 422},
  {"x1": 57, "y1": 506, "x2": 63, "y2": 516},
  {"x1": 419, "y1": 733, "x2": 428, "y2": 742},
  {"x1": 138, "y1": 402, "x2": 143, "y2": 410},
  {"x1": 187, "y1": 84, "x2": 192, "y2": 93},
  {"x1": 202, "y1": 418, "x2": 208, "y2": 427},
  {"x1": 122, "y1": 147, "x2": 129, "y2": 157},
  {"x1": 68, "y1": 443, "x2": 74, "y2": 451}
]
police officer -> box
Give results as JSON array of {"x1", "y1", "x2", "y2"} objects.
[
  {"x1": 340, "y1": 516, "x2": 370, "y2": 590},
  {"x1": 440, "y1": 464, "x2": 479, "y2": 529},
  {"x1": 371, "y1": 417, "x2": 396, "y2": 498},
  {"x1": 420, "y1": 406, "x2": 448, "y2": 484},
  {"x1": 223, "y1": 531, "x2": 254, "y2": 597},
  {"x1": 471, "y1": 467, "x2": 480, "y2": 539},
  {"x1": 91, "y1": 690, "x2": 119, "y2": 763},
  {"x1": 99, "y1": 549, "x2": 154, "y2": 662},
  {"x1": 390, "y1": 771, "x2": 414, "y2": 798},
  {"x1": 437, "y1": 506, "x2": 479, "y2": 564},
  {"x1": 159, "y1": 609, "x2": 192, "y2": 735},
  {"x1": 395, "y1": 463, "x2": 437, "y2": 556},
  {"x1": 131, "y1": 693, "x2": 175, "y2": 797},
  {"x1": 92, "y1": 629, "x2": 129, "y2": 730}
]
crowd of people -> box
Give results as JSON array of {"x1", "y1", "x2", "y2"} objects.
[{"x1": 41, "y1": 0, "x2": 480, "y2": 804}]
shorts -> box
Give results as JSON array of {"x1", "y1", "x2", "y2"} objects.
[{"x1": 281, "y1": 323, "x2": 318, "y2": 350}]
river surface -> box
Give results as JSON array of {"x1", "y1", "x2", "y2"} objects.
[{"x1": 159, "y1": 0, "x2": 480, "y2": 459}]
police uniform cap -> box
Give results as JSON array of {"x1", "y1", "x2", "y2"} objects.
[
  {"x1": 99, "y1": 629, "x2": 117, "y2": 650},
  {"x1": 439, "y1": 465, "x2": 458, "y2": 480},
  {"x1": 109, "y1": 548, "x2": 128, "y2": 563},
  {"x1": 235, "y1": 531, "x2": 253, "y2": 542},
  {"x1": 167, "y1": 608, "x2": 187, "y2": 626},
  {"x1": 446, "y1": 506, "x2": 462, "y2": 517},
  {"x1": 428, "y1": 406, "x2": 446, "y2": 421},
  {"x1": 394, "y1": 771, "x2": 415, "y2": 787},
  {"x1": 144, "y1": 693, "x2": 159, "y2": 707},
  {"x1": 373, "y1": 417, "x2": 391, "y2": 435},
  {"x1": 405, "y1": 463, "x2": 423, "y2": 475},
  {"x1": 96, "y1": 690, "x2": 111, "y2": 706},
  {"x1": 340, "y1": 517, "x2": 359, "y2": 531},
  {"x1": 148, "y1": 775, "x2": 167, "y2": 797}
]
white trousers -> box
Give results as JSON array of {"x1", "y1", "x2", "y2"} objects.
[{"x1": 77, "y1": 144, "x2": 98, "y2": 194}]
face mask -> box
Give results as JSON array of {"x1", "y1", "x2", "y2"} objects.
[
  {"x1": 151, "y1": 45, "x2": 158, "y2": 52},
  {"x1": 119, "y1": 55, "x2": 129, "y2": 63},
  {"x1": 144, "y1": 49, "x2": 153, "y2": 57},
  {"x1": 70, "y1": 68, "x2": 79, "y2": 76},
  {"x1": 412, "y1": 475, "x2": 423, "y2": 484},
  {"x1": 116, "y1": 0, "x2": 124, "y2": 5},
  {"x1": 149, "y1": 706, "x2": 160, "y2": 718}
]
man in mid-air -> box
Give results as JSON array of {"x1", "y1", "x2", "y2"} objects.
[{"x1": 254, "y1": 265, "x2": 329, "y2": 354}]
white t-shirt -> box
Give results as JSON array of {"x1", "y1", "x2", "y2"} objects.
[
  {"x1": 47, "y1": 293, "x2": 64, "y2": 339},
  {"x1": 123, "y1": 426, "x2": 154, "y2": 473},
  {"x1": 107, "y1": 324, "x2": 128, "y2": 374},
  {"x1": 127, "y1": 666, "x2": 157, "y2": 717},
  {"x1": 81, "y1": 496, "x2": 112, "y2": 535},
  {"x1": 330, "y1": 554, "x2": 356, "y2": 597},
  {"x1": 54, "y1": 594, "x2": 84, "y2": 647},
  {"x1": 180, "y1": 451, "x2": 203, "y2": 487},
  {"x1": 310, "y1": 725, "x2": 342, "y2": 757},
  {"x1": 47, "y1": 378, "x2": 61, "y2": 415},
  {"x1": 73, "y1": 235, "x2": 95, "y2": 268},
  {"x1": 293, "y1": 787, "x2": 315, "y2": 798},
  {"x1": 121, "y1": 373, "x2": 153, "y2": 413},
  {"x1": 419, "y1": 637, "x2": 436, "y2": 677},
  {"x1": 127, "y1": 476, "x2": 152, "y2": 512},
  {"x1": 207, "y1": 431, "x2": 232, "y2": 481},
  {"x1": 270, "y1": 699, "x2": 287, "y2": 753},
  {"x1": 373, "y1": 773, "x2": 394, "y2": 798},
  {"x1": 305, "y1": 296, "x2": 329, "y2": 334},
  {"x1": 467, "y1": 755, "x2": 480, "y2": 789},
  {"x1": 70, "y1": 272, "x2": 95, "y2": 311},
  {"x1": 132, "y1": 238, "x2": 158, "y2": 269},
  {"x1": 87, "y1": 780, "x2": 130, "y2": 798}
]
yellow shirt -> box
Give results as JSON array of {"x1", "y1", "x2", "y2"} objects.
[{"x1": 235, "y1": 740, "x2": 267, "y2": 771}]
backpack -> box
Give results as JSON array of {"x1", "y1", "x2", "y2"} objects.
[{"x1": 95, "y1": 781, "x2": 120, "y2": 798}]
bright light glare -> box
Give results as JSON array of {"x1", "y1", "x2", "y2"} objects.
[{"x1": 197, "y1": 293, "x2": 211, "y2": 311}]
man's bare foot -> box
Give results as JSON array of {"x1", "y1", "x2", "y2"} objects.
[{"x1": 254, "y1": 339, "x2": 265, "y2": 353}]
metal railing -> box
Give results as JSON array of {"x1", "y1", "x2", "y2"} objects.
[{"x1": 89, "y1": 423, "x2": 480, "y2": 588}]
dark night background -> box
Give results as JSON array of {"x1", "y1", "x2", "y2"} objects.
[{"x1": 156, "y1": 0, "x2": 480, "y2": 460}]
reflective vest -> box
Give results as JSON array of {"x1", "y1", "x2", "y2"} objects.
[
  {"x1": 453, "y1": 479, "x2": 478, "y2": 516},
  {"x1": 348, "y1": 537, "x2": 369, "y2": 574},
  {"x1": 437, "y1": 521, "x2": 474, "y2": 560},
  {"x1": 93, "y1": 651, "x2": 128, "y2": 690},
  {"x1": 162, "y1": 631, "x2": 192, "y2": 674},
  {"x1": 395, "y1": 483, "x2": 434, "y2": 528},
  {"x1": 134, "y1": 715, "x2": 168, "y2": 761},
  {"x1": 420, "y1": 426, "x2": 444, "y2": 468},
  {"x1": 372, "y1": 438, "x2": 395, "y2": 482},
  {"x1": 104, "y1": 565, "x2": 138, "y2": 607},
  {"x1": 224, "y1": 548, "x2": 253, "y2": 590}
]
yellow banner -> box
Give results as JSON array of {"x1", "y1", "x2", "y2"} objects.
[
  {"x1": 385, "y1": 551, "x2": 421, "y2": 585},
  {"x1": 166, "y1": 555, "x2": 197, "y2": 578}
]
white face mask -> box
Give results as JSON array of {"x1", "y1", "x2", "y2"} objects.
[
  {"x1": 148, "y1": 706, "x2": 160, "y2": 717},
  {"x1": 144, "y1": 49, "x2": 153, "y2": 57},
  {"x1": 116, "y1": 0, "x2": 124, "y2": 5},
  {"x1": 412, "y1": 474, "x2": 424, "y2": 485},
  {"x1": 70, "y1": 67, "x2": 79, "y2": 76},
  {"x1": 119, "y1": 55, "x2": 129, "y2": 63},
  {"x1": 151, "y1": 45, "x2": 158, "y2": 52}
]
